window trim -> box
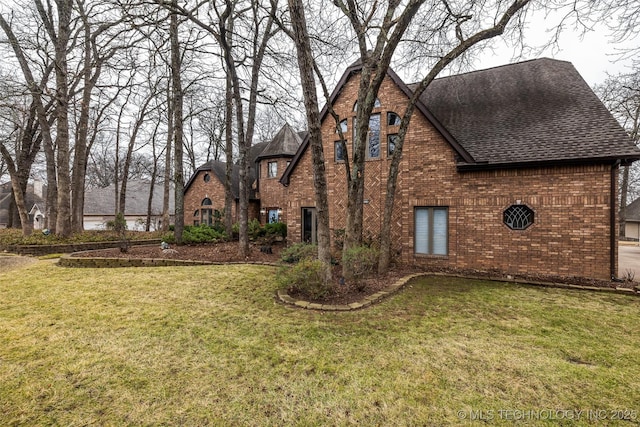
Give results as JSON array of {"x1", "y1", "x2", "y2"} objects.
[
  {"x1": 335, "y1": 141, "x2": 346, "y2": 162},
  {"x1": 414, "y1": 206, "x2": 448, "y2": 256},
  {"x1": 387, "y1": 111, "x2": 401, "y2": 126},
  {"x1": 503, "y1": 204, "x2": 535, "y2": 230},
  {"x1": 387, "y1": 134, "x2": 398, "y2": 157},
  {"x1": 267, "y1": 161, "x2": 278, "y2": 178}
]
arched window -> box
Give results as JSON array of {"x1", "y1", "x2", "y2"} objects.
[
  {"x1": 194, "y1": 209, "x2": 199, "y2": 217},
  {"x1": 203, "y1": 173, "x2": 211, "y2": 182},
  {"x1": 387, "y1": 112, "x2": 401, "y2": 126},
  {"x1": 202, "y1": 198, "x2": 212, "y2": 206}
]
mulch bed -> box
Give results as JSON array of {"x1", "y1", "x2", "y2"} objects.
[{"x1": 71, "y1": 241, "x2": 284, "y2": 264}]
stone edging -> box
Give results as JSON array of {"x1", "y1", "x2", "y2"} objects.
[
  {"x1": 58, "y1": 250, "x2": 280, "y2": 268},
  {"x1": 5, "y1": 239, "x2": 162, "y2": 256},
  {"x1": 276, "y1": 273, "x2": 428, "y2": 311},
  {"x1": 276, "y1": 272, "x2": 640, "y2": 312}
]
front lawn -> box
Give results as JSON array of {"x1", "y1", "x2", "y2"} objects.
[{"x1": 1, "y1": 261, "x2": 638, "y2": 425}]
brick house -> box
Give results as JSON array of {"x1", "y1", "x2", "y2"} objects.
[{"x1": 185, "y1": 58, "x2": 640, "y2": 280}]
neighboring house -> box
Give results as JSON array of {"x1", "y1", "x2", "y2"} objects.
[
  {"x1": 186, "y1": 58, "x2": 640, "y2": 280},
  {"x1": 623, "y1": 198, "x2": 640, "y2": 240},
  {"x1": 0, "y1": 180, "x2": 47, "y2": 230},
  {"x1": 84, "y1": 180, "x2": 175, "y2": 231}
]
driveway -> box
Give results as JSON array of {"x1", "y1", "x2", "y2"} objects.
[{"x1": 618, "y1": 244, "x2": 640, "y2": 281}]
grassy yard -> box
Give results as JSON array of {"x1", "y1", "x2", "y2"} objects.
[{"x1": 1, "y1": 260, "x2": 639, "y2": 426}]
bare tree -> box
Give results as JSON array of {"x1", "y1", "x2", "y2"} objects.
[
  {"x1": 595, "y1": 69, "x2": 640, "y2": 235},
  {"x1": 286, "y1": 0, "x2": 332, "y2": 283},
  {"x1": 166, "y1": 0, "x2": 280, "y2": 255},
  {"x1": 0, "y1": 10, "x2": 60, "y2": 233}
]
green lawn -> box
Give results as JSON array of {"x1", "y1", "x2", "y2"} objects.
[{"x1": 1, "y1": 260, "x2": 639, "y2": 426}]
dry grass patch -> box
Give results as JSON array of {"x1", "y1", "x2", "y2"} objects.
[{"x1": 1, "y1": 263, "x2": 639, "y2": 425}]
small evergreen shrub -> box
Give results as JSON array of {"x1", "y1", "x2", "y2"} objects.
[
  {"x1": 343, "y1": 245, "x2": 379, "y2": 281},
  {"x1": 181, "y1": 224, "x2": 226, "y2": 244},
  {"x1": 248, "y1": 218, "x2": 265, "y2": 240},
  {"x1": 278, "y1": 259, "x2": 332, "y2": 300},
  {"x1": 264, "y1": 222, "x2": 287, "y2": 240},
  {"x1": 280, "y1": 242, "x2": 318, "y2": 263}
]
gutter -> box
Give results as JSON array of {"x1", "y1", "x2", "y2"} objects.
[{"x1": 611, "y1": 161, "x2": 620, "y2": 280}]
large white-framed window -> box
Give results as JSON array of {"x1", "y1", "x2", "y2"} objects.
[{"x1": 415, "y1": 207, "x2": 448, "y2": 255}]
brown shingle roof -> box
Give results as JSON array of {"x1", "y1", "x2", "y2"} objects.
[
  {"x1": 256, "y1": 123, "x2": 302, "y2": 160},
  {"x1": 184, "y1": 140, "x2": 269, "y2": 198},
  {"x1": 418, "y1": 58, "x2": 640, "y2": 168}
]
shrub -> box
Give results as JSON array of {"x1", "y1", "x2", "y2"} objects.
[
  {"x1": 181, "y1": 224, "x2": 226, "y2": 244},
  {"x1": 248, "y1": 218, "x2": 265, "y2": 240},
  {"x1": 278, "y1": 259, "x2": 332, "y2": 300},
  {"x1": 264, "y1": 222, "x2": 287, "y2": 240},
  {"x1": 280, "y1": 242, "x2": 318, "y2": 263},
  {"x1": 343, "y1": 245, "x2": 379, "y2": 281}
]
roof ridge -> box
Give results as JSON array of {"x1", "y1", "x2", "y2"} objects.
[{"x1": 409, "y1": 57, "x2": 567, "y2": 85}]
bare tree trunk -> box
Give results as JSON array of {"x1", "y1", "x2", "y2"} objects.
[
  {"x1": 0, "y1": 12, "x2": 58, "y2": 232},
  {"x1": 287, "y1": 0, "x2": 332, "y2": 283},
  {"x1": 0, "y1": 145, "x2": 32, "y2": 236},
  {"x1": 163, "y1": 76, "x2": 173, "y2": 232},
  {"x1": 224, "y1": 71, "x2": 234, "y2": 237},
  {"x1": 51, "y1": 0, "x2": 73, "y2": 238},
  {"x1": 171, "y1": 4, "x2": 184, "y2": 244}
]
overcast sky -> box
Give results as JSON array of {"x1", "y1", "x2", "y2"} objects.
[{"x1": 473, "y1": 7, "x2": 637, "y2": 87}]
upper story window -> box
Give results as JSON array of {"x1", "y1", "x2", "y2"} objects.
[
  {"x1": 267, "y1": 161, "x2": 278, "y2": 178},
  {"x1": 202, "y1": 198, "x2": 212, "y2": 206},
  {"x1": 203, "y1": 173, "x2": 211, "y2": 183},
  {"x1": 387, "y1": 112, "x2": 401, "y2": 126},
  {"x1": 336, "y1": 119, "x2": 347, "y2": 134},
  {"x1": 504, "y1": 205, "x2": 534, "y2": 230},
  {"x1": 335, "y1": 141, "x2": 346, "y2": 162},
  {"x1": 353, "y1": 98, "x2": 381, "y2": 112},
  {"x1": 353, "y1": 114, "x2": 381, "y2": 159},
  {"x1": 387, "y1": 134, "x2": 398, "y2": 157}
]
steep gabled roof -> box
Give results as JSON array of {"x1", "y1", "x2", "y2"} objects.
[
  {"x1": 419, "y1": 58, "x2": 640, "y2": 169},
  {"x1": 282, "y1": 58, "x2": 640, "y2": 185},
  {"x1": 280, "y1": 61, "x2": 473, "y2": 185},
  {"x1": 256, "y1": 123, "x2": 302, "y2": 160}
]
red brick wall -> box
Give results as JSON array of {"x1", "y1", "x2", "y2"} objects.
[
  {"x1": 184, "y1": 170, "x2": 236, "y2": 225},
  {"x1": 184, "y1": 170, "x2": 262, "y2": 227},
  {"x1": 285, "y1": 72, "x2": 617, "y2": 280},
  {"x1": 257, "y1": 158, "x2": 291, "y2": 224}
]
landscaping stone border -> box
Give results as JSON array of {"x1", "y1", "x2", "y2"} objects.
[
  {"x1": 57, "y1": 248, "x2": 639, "y2": 309},
  {"x1": 276, "y1": 273, "x2": 427, "y2": 311},
  {"x1": 5, "y1": 239, "x2": 162, "y2": 256},
  {"x1": 58, "y1": 250, "x2": 279, "y2": 268},
  {"x1": 276, "y1": 272, "x2": 640, "y2": 312}
]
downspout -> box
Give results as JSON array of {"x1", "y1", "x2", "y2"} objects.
[{"x1": 611, "y1": 161, "x2": 620, "y2": 280}]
